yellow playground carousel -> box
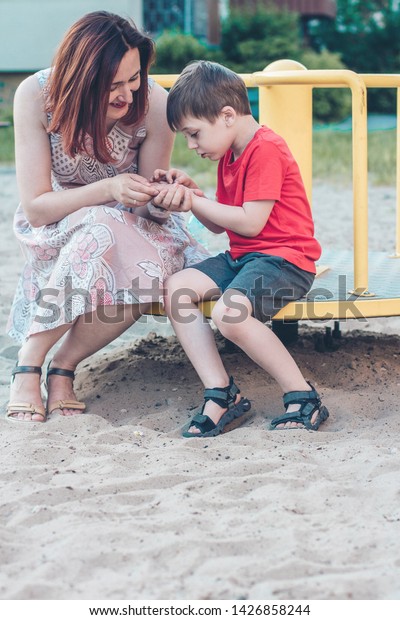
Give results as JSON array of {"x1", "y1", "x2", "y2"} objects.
[{"x1": 150, "y1": 60, "x2": 400, "y2": 340}]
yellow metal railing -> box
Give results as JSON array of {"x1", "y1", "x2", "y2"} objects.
[
  {"x1": 152, "y1": 62, "x2": 400, "y2": 299},
  {"x1": 361, "y1": 74, "x2": 400, "y2": 258},
  {"x1": 252, "y1": 64, "x2": 370, "y2": 295}
]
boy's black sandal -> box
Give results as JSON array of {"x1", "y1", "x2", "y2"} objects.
[
  {"x1": 182, "y1": 376, "x2": 251, "y2": 438},
  {"x1": 269, "y1": 382, "x2": 329, "y2": 431}
]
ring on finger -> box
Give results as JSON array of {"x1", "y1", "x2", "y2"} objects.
[{"x1": 133, "y1": 199, "x2": 137, "y2": 206}]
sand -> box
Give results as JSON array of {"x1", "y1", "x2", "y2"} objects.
[{"x1": 1, "y1": 167, "x2": 400, "y2": 600}]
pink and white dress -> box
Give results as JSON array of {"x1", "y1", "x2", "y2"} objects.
[{"x1": 7, "y1": 69, "x2": 208, "y2": 343}]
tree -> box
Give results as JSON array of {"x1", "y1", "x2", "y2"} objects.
[
  {"x1": 219, "y1": 6, "x2": 302, "y2": 72},
  {"x1": 311, "y1": 0, "x2": 400, "y2": 112},
  {"x1": 152, "y1": 32, "x2": 214, "y2": 74}
]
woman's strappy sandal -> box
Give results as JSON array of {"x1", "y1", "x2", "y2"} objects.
[
  {"x1": 182, "y1": 376, "x2": 251, "y2": 438},
  {"x1": 6, "y1": 365, "x2": 46, "y2": 423},
  {"x1": 269, "y1": 382, "x2": 329, "y2": 431},
  {"x1": 46, "y1": 362, "x2": 86, "y2": 416}
]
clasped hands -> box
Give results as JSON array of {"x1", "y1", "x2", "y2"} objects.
[
  {"x1": 150, "y1": 168, "x2": 203, "y2": 213},
  {"x1": 112, "y1": 169, "x2": 202, "y2": 213}
]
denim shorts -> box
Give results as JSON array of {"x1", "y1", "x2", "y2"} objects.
[{"x1": 192, "y1": 251, "x2": 315, "y2": 322}]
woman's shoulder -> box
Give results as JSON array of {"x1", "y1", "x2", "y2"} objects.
[
  {"x1": 14, "y1": 71, "x2": 49, "y2": 126},
  {"x1": 35, "y1": 68, "x2": 52, "y2": 88},
  {"x1": 146, "y1": 80, "x2": 168, "y2": 121},
  {"x1": 15, "y1": 73, "x2": 41, "y2": 96},
  {"x1": 116, "y1": 80, "x2": 168, "y2": 140},
  {"x1": 148, "y1": 78, "x2": 167, "y2": 101},
  {"x1": 15, "y1": 69, "x2": 51, "y2": 101}
]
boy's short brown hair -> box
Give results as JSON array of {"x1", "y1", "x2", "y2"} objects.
[{"x1": 167, "y1": 60, "x2": 252, "y2": 131}]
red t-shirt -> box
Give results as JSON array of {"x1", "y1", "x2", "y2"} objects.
[{"x1": 216, "y1": 126, "x2": 321, "y2": 273}]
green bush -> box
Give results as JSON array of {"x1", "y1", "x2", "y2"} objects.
[
  {"x1": 219, "y1": 7, "x2": 302, "y2": 72},
  {"x1": 311, "y1": 3, "x2": 400, "y2": 113},
  {"x1": 152, "y1": 31, "x2": 214, "y2": 74},
  {"x1": 0, "y1": 107, "x2": 13, "y2": 124},
  {"x1": 152, "y1": 29, "x2": 352, "y2": 123},
  {"x1": 300, "y1": 50, "x2": 352, "y2": 122},
  {"x1": 0, "y1": 125, "x2": 14, "y2": 163}
]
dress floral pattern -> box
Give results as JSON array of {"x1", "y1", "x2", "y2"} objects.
[{"x1": 7, "y1": 69, "x2": 209, "y2": 343}]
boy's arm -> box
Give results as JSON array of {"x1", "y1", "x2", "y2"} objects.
[
  {"x1": 189, "y1": 210, "x2": 226, "y2": 235},
  {"x1": 191, "y1": 194, "x2": 275, "y2": 237}
]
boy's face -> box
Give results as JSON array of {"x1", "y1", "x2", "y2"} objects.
[{"x1": 178, "y1": 114, "x2": 233, "y2": 161}]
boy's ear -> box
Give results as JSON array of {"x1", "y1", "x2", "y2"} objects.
[{"x1": 221, "y1": 106, "x2": 236, "y2": 127}]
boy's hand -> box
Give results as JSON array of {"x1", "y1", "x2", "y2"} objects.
[
  {"x1": 151, "y1": 183, "x2": 193, "y2": 213},
  {"x1": 151, "y1": 168, "x2": 200, "y2": 190}
]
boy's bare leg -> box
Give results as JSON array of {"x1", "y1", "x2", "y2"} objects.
[
  {"x1": 164, "y1": 270, "x2": 242, "y2": 430},
  {"x1": 212, "y1": 291, "x2": 317, "y2": 429},
  {"x1": 48, "y1": 303, "x2": 149, "y2": 415},
  {"x1": 167, "y1": 274, "x2": 319, "y2": 430}
]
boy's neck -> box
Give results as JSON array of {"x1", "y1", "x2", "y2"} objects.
[{"x1": 230, "y1": 116, "x2": 261, "y2": 160}]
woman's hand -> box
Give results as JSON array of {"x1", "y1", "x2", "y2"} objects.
[{"x1": 111, "y1": 173, "x2": 159, "y2": 208}]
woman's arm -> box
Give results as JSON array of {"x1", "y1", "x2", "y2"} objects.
[
  {"x1": 14, "y1": 76, "x2": 158, "y2": 227},
  {"x1": 137, "y1": 83, "x2": 175, "y2": 180},
  {"x1": 134, "y1": 83, "x2": 176, "y2": 223}
]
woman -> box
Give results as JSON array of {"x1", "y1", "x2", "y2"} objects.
[{"x1": 6, "y1": 11, "x2": 207, "y2": 422}]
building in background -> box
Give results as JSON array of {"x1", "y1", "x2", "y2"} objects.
[
  {"x1": 0, "y1": 0, "x2": 335, "y2": 114},
  {"x1": 0, "y1": 0, "x2": 143, "y2": 112},
  {"x1": 143, "y1": 0, "x2": 223, "y2": 45},
  {"x1": 142, "y1": 0, "x2": 335, "y2": 43},
  {"x1": 229, "y1": 0, "x2": 336, "y2": 43},
  {"x1": 229, "y1": 0, "x2": 336, "y2": 19}
]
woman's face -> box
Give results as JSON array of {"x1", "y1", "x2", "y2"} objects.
[{"x1": 107, "y1": 47, "x2": 141, "y2": 127}]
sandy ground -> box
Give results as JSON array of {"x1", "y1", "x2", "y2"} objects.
[{"x1": 1, "y1": 167, "x2": 400, "y2": 600}]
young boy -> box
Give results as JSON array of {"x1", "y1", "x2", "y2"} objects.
[{"x1": 152, "y1": 60, "x2": 329, "y2": 437}]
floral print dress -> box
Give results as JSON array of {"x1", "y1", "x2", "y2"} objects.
[{"x1": 7, "y1": 69, "x2": 209, "y2": 343}]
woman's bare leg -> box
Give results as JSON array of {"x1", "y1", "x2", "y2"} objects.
[
  {"x1": 47, "y1": 303, "x2": 149, "y2": 415},
  {"x1": 9, "y1": 324, "x2": 71, "y2": 421},
  {"x1": 9, "y1": 303, "x2": 148, "y2": 420}
]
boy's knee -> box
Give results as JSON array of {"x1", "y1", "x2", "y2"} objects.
[
  {"x1": 163, "y1": 274, "x2": 178, "y2": 314},
  {"x1": 211, "y1": 295, "x2": 250, "y2": 334},
  {"x1": 164, "y1": 271, "x2": 180, "y2": 293},
  {"x1": 165, "y1": 272, "x2": 194, "y2": 300},
  {"x1": 164, "y1": 272, "x2": 199, "y2": 319}
]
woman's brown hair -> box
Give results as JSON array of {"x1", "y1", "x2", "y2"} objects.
[{"x1": 47, "y1": 11, "x2": 155, "y2": 163}]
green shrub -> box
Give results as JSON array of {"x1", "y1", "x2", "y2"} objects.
[
  {"x1": 0, "y1": 107, "x2": 13, "y2": 124},
  {"x1": 311, "y1": 4, "x2": 400, "y2": 113},
  {"x1": 152, "y1": 31, "x2": 213, "y2": 74},
  {"x1": 0, "y1": 125, "x2": 14, "y2": 163},
  {"x1": 219, "y1": 7, "x2": 302, "y2": 72},
  {"x1": 300, "y1": 50, "x2": 352, "y2": 123}
]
